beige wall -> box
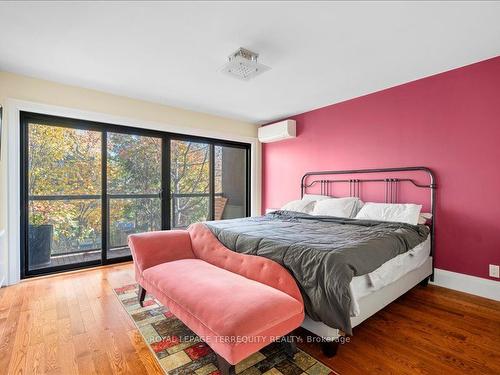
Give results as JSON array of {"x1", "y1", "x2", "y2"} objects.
[
  {"x1": 0, "y1": 72, "x2": 258, "y2": 277},
  {"x1": 0, "y1": 71, "x2": 257, "y2": 137}
]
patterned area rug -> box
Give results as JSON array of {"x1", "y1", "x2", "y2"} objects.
[{"x1": 114, "y1": 284, "x2": 337, "y2": 375}]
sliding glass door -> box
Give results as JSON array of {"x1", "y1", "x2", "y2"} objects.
[
  {"x1": 25, "y1": 122, "x2": 103, "y2": 272},
  {"x1": 21, "y1": 112, "x2": 250, "y2": 278},
  {"x1": 107, "y1": 132, "x2": 163, "y2": 259}
]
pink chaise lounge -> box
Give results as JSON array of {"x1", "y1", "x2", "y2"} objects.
[{"x1": 128, "y1": 223, "x2": 305, "y2": 375}]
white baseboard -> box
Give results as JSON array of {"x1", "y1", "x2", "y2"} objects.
[{"x1": 431, "y1": 268, "x2": 500, "y2": 301}]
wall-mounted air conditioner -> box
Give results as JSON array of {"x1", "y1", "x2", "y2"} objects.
[{"x1": 258, "y1": 120, "x2": 296, "y2": 143}]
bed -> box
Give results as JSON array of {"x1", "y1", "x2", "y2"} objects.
[{"x1": 206, "y1": 167, "x2": 436, "y2": 355}]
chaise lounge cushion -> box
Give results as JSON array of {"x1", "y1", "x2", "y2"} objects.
[{"x1": 142, "y1": 258, "x2": 304, "y2": 364}]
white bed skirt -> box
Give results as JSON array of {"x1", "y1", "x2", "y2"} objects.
[{"x1": 301, "y1": 256, "x2": 433, "y2": 339}]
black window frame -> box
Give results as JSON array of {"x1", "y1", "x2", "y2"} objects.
[{"x1": 20, "y1": 111, "x2": 251, "y2": 279}]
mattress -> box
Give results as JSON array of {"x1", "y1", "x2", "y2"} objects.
[
  {"x1": 206, "y1": 211, "x2": 429, "y2": 335},
  {"x1": 349, "y1": 235, "x2": 431, "y2": 316}
]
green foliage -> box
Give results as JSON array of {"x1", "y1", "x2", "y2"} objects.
[
  {"x1": 28, "y1": 124, "x2": 212, "y2": 254},
  {"x1": 29, "y1": 125, "x2": 101, "y2": 195}
]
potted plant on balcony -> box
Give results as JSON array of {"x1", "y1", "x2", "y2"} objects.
[{"x1": 28, "y1": 214, "x2": 53, "y2": 268}]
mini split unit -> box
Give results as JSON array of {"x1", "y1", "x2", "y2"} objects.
[{"x1": 258, "y1": 120, "x2": 296, "y2": 143}]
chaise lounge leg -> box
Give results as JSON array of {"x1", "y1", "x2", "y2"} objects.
[
  {"x1": 283, "y1": 335, "x2": 298, "y2": 359},
  {"x1": 321, "y1": 341, "x2": 339, "y2": 357},
  {"x1": 216, "y1": 354, "x2": 235, "y2": 375},
  {"x1": 138, "y1": 285, "x2": 147, "y2": 307}
]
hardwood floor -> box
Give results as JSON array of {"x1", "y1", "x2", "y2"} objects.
[
  {"x1": 299, "y1": 285, "x2": 500, "y2": 375},
  {"x1": 0, "y1": 263, "x2": 163, "y2": 375},
  {"x1": 0, "y1": 264, "x2": 498, "y2": 374}
]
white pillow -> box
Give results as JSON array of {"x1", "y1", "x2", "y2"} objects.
[
  {"x1": 302, "y1": 194, "x2": 331, "y2": 202},
  {"x1": 353, "y1": 199, "x2": 365, "y2": 216},
  {"x1": 355, "y1": 203, "x2": 422, "y2": 225},
  {"x1": 418, "y1": 212, "x2": 433, "y2": 224},
  {"x1": 281, "y1": 199, "x2": 316, "y2": 214},
  {"x1": 311, "y1": 197, "x2": 361, "y2": 218}
]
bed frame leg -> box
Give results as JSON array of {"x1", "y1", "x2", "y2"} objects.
[
  {"x1": 321, "y1": 341, "x2": 339, "y2": 357},
  {"x1": 216, "y1": 354, "x2": 235, "y2": 375},
  {"x1": 283, "y1": 335, "x2": 298, "y2": 359},
  {"x1": 138, "y1": 285, "x2": 147, "y2": 307},
  {"x1": 419, "y1": 276, "x2": 430, "y2": 287}
]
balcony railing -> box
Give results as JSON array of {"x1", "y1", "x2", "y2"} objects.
[
  {"x1": 28, "y1": 191, "x2": 223, "y2": 255},
  {"x1": 28, "y1": 192, "x2": 221, "y2": 200}
]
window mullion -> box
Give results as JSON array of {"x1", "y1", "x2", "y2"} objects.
[
  {"x1": 209, "y1": 144, "x2": 215, "y2": 221},
  {"x1": 101, "y1": 131, "x2": 108, "y2": 264}
]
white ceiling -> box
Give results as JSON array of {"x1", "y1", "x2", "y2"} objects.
[{"x1": 1, "y1": 1, "x2": 499, "y2": 124}]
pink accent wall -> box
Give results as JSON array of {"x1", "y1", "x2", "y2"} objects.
[{"x1": 262, "y1": 56, "x2": 500, "y2": 281}]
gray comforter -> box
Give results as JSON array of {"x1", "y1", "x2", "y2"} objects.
[{"x1": 204, "y1": 211, "x2": 429, "y2": 335}]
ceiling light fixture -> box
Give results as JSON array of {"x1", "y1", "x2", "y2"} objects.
[{"x1": 220, "y1": 47, "x2": 270, "y2": 81}]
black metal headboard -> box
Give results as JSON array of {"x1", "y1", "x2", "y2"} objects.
[{"x1": 301, "y1": 166, "x2": 436, "y2": 280}]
